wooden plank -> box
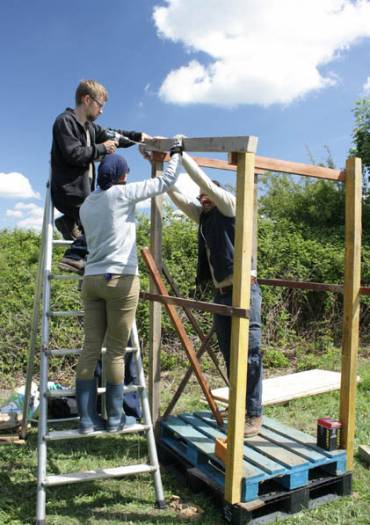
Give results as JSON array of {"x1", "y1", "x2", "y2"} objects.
[
  {"x1": 149, "y1": 159, "x2": 163, "y2": 428},
  {"x1": 258, "y1": 427, "x2": 327, "y2": 464},
  {"x1": 358, "y1": 445, "x2": 370, "y2": 465},
  {"x1": 151, "y1": 152, "x2": 344, "y2": 181},
  {"x1": 261, "y1": 416, "x2": 346, "y2": 460},
  {"x1": 258, "y1": 278, "x2": 343, "y2": 294},
  {"x1": 140, "y1": 291, "x2": 249, "y2": 318},
  {"x1": 225, "y1": 152, "x2": 256, "y2": 504},
  {"x1": 146, "y1": 136, "x2": 258, "y2": 154},
  {"x1": 340, "y1": 157, "x2": 362, "y2": 469},
  {"x1": 141, "y1": 248, "x2": 224, "y2": 426},
  {"x1": 187, "y1": 413, "x2": 285, "y2": 476},
  {"x1": 212, "y1": 370, "x2": 360, "y2": 407},
  {"x1": 162, "y1": 415, "x2": 264, "y2": 480}
]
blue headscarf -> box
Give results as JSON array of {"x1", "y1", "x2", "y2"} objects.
[{"x1": 97, "y1": 154, "x2": 130, "y2": 190}]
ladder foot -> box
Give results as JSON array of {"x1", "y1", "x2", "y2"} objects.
[{"x1": 155, "y1": 499, "x2": 167, "y2": 509}]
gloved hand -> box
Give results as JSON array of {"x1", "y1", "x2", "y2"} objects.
[{"x1": 170, "y1": 135, "x2": 185, "y2": 157}]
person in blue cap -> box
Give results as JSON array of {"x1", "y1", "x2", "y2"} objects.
[{"x1": 74, "y1": 138, "x2": 183, "y2": 434}]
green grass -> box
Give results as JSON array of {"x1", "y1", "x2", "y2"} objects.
[{"x1": 0, "y1": 359, "x2": 369, "y2": 524}]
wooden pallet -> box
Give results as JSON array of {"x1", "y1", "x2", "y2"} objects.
[
  {"x1": 159, "y1": 441, "x2": 351, "y2": 525},
  {"x1": 160, "y1": 412, "x2": 347, "y2": 503}
]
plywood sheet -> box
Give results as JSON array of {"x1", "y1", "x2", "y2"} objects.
[{"x1": 211, "y1": 369, "x2": 360, "y2": 406}]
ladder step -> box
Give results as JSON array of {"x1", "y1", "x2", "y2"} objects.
[
  {"x1": 45, "y1": 423, "x2": 150, "y2": 441},
  {"x1": 47, "y1": 385, "x2": 143, "y2": 398},
  {"x1": 44, "y1": 464, "x2": 156, "y2": 486},
  {"x1": 50, "y1": 274, "x2": 83, "y2": 281},
  {"x1": 48, "y1": 310, "x2": 84, "y2": 317},
  {"x1": 52, "y1": 239, "x2": 73, "y2": 246},
  {"x1": 47, "y1": 346, "x2": 138, "y2": 357}
]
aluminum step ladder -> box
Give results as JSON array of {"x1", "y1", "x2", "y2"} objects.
[{"x1": 22, "y1": 183, "x2": 165, "y2": 525}]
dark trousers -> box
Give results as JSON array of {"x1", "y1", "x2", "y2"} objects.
[
  {"x1": 214, "y1": 282, "x2": 262, "y2": 417},
  {"x1": 52, "y1": 194, "x2": 88, "y2": 261}
]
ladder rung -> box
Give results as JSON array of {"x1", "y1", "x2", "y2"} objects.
[
  {"x1": 47, "y1": 385, "x2": 143, "y2": 398},
  {"x1": 47, "y1": 348, "x2": 81, "y2": 356},
  {"x1": 44, "y1": 464, "x2": 156, "y2": 486},
  {"x1": 52, "y1": 239, "x2": 73, "y2": 246},
  {"x1": 48, "y1": 310, "x2": 84, "y2": 317},
  {"x1": 45, "y1": 423, "x2": 150, "y2": 441},
  {"x1": 50, "y1": 274, "x2": 83, "y2": 281},
  {"x1": 47, "y1": 346, "x2": 138, "y2": 357}
]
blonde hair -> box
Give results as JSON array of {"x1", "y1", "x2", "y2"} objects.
[{"x1": 75, "y1": 80, "x2": 108, "y2": 105}]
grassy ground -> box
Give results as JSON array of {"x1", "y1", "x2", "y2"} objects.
[{"x1": 0, "y1": 358, "x2": 369, "y2": 525}]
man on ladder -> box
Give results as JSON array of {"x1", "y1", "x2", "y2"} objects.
[{"x1": 51, "y1": 79, "x2": 151, "y2": 273}]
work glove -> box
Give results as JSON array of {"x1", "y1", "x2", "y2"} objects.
[{"x1": 169, "y1": 135, "x2": 185, "y2": 157}]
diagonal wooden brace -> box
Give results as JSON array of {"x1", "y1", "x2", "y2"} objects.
[{"x1": 141, "y1": 247, "x2": 224, "y2": 426}]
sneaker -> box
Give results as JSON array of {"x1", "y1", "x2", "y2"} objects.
[
  {"x1": 55, "y1": 216, "x2": 81, "y2": 241},
  {"x1": 59, "y1": 257, "x2": 86, "y2": 275},
  {"x1": 244, "y1": 416, "x2": 262, "y2": 438}
]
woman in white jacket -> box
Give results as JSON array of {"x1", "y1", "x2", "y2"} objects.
[{"x1": 75, "y1": 139, "x2": 182, "y2": 434}]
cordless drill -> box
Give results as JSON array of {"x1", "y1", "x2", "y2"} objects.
[{"x1": 105, "y1": 129, "x2": 135, "y2": 148}]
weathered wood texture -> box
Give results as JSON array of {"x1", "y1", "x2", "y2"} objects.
[
  {"x1": 340, "y1": 157, "x2": 362, "y2": 469},
  {"x1": 149, "y1": 160, "x2": 163, "y2": 428},
  {"x1": 212, "y1": 369, "x2": 361, "y2": 406},
  {"x1": 225, "y1": 152, "x2": 256, "y2": 504},
  {"x1": 141, "y1": 248, "x2": 224, "y2": 426},
  {"x1": 146, "y1": 136, "x2": 258, "y2": 153},
  {"x1": 151, "y1": 152, "x2": 344, "y2": 181},
  {"x1": 140, "y1": 291, "x2": 249, "y2": 318}
]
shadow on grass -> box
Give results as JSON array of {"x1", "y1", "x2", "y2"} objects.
[{"x1": 0, "y1": 431, "x2": 222, "y2": 524}]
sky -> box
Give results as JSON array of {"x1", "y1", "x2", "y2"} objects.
[{"x1": 1, "y1": 0, "x2": 370, "y2": 230}]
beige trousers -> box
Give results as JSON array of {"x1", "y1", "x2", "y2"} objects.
[{"x1": 76, "y1": 274, "x2": 140, "y2": 384}]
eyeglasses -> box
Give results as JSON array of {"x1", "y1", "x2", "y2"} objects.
[{"x1": 91, "y1": 97, "x2": 105, "y2": 110}]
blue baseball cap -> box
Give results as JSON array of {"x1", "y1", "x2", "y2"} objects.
[{"x1": 97, "y1": 154, "x2": 130, "y2": 190}]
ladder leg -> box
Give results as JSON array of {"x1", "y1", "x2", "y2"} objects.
[
  {"x1": 36, "y1": 186, "x2": 53, "y2": 523},
  {"x1": 131, "y1": 322, "x2": 166, "y2": 508},
  {"x1": 21, "y1": 199, "x2": 49, "y2": 439},
  {"x1": 36, "y1": 347, "x2": 48, "y2": 524}
]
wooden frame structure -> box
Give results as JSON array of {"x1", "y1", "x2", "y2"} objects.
[{"x1": 143, "y1": 136, "x2": 362, "y2": 505}]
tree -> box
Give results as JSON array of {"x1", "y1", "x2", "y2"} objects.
[{"x1": 351, "y1": 96, "x2": 370, "y2": 186}]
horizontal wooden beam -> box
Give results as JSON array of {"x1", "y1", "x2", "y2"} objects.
[
  {"x1": 140, "y1": 291, "x2": 249, "y2": 318},
  {"x1": 151, "y1": 152, "x2": 344, "y2": 181},
  {"x1": 145, "y1": 136, "x2": 258, "y2": 153},
  {"x1": 258, "y1": 278, "x2": 370, "y2": 297},
  {"x1": 258, "y1": 278, "x2": 343, "y2": 293}
]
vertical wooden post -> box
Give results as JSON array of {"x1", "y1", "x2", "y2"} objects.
[
  {"x1": 339, "y1": 156, "x2": 362, "y2": 469},
  {"x1": 225, "y1": 151, "x2": 256, "y2": 504},
  {"x1": 149, "y1": 159, "x2": 164, "y2": 428}
]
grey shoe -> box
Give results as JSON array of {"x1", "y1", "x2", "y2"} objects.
[
  {"x1": 59, "y1": 257, "x2": 85, "y2": 275},
  {"x1": 244, "y1": 416, "x2": 262, "y2": 438}
]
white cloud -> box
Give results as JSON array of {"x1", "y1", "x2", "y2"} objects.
[
  {"x1": 6, "y1": 209, "x2": 23, "y2": 218},
  {"x1": 6, "y1": 202, "x2": 44, "y2": 231},
  {"x1": 153, "y1": 0, "x2": 370, "y2": 106},
  {"x1": 363, "y1": 76, "x2": 370, "y2": 93},
  {"x1": 0, "y1": 172, "x2": 40, "y2": 199}
]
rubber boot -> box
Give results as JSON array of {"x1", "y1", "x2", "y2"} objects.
[
  {"x1": 75, "y1": 378, "x2": 105, "y2": 434},
  {"x1": 106, "y1": 382, "x2": 126, "y2": 432}
]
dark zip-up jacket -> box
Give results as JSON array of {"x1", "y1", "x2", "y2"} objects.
[
  {"x1": 197, "y1": 207, "x2": 235, "y2": 285},
  {"x1": 51, "y1": 108, "x2": 142, "y2": 209}
]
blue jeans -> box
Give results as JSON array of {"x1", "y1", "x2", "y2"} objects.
[{"x1": 214, "y1": 282, "x2": 262, "y2": 417}]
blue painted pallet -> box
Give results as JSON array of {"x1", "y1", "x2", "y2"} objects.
[{"x1": 160, "y1": 412, "x2": 347, "y2": 503}]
